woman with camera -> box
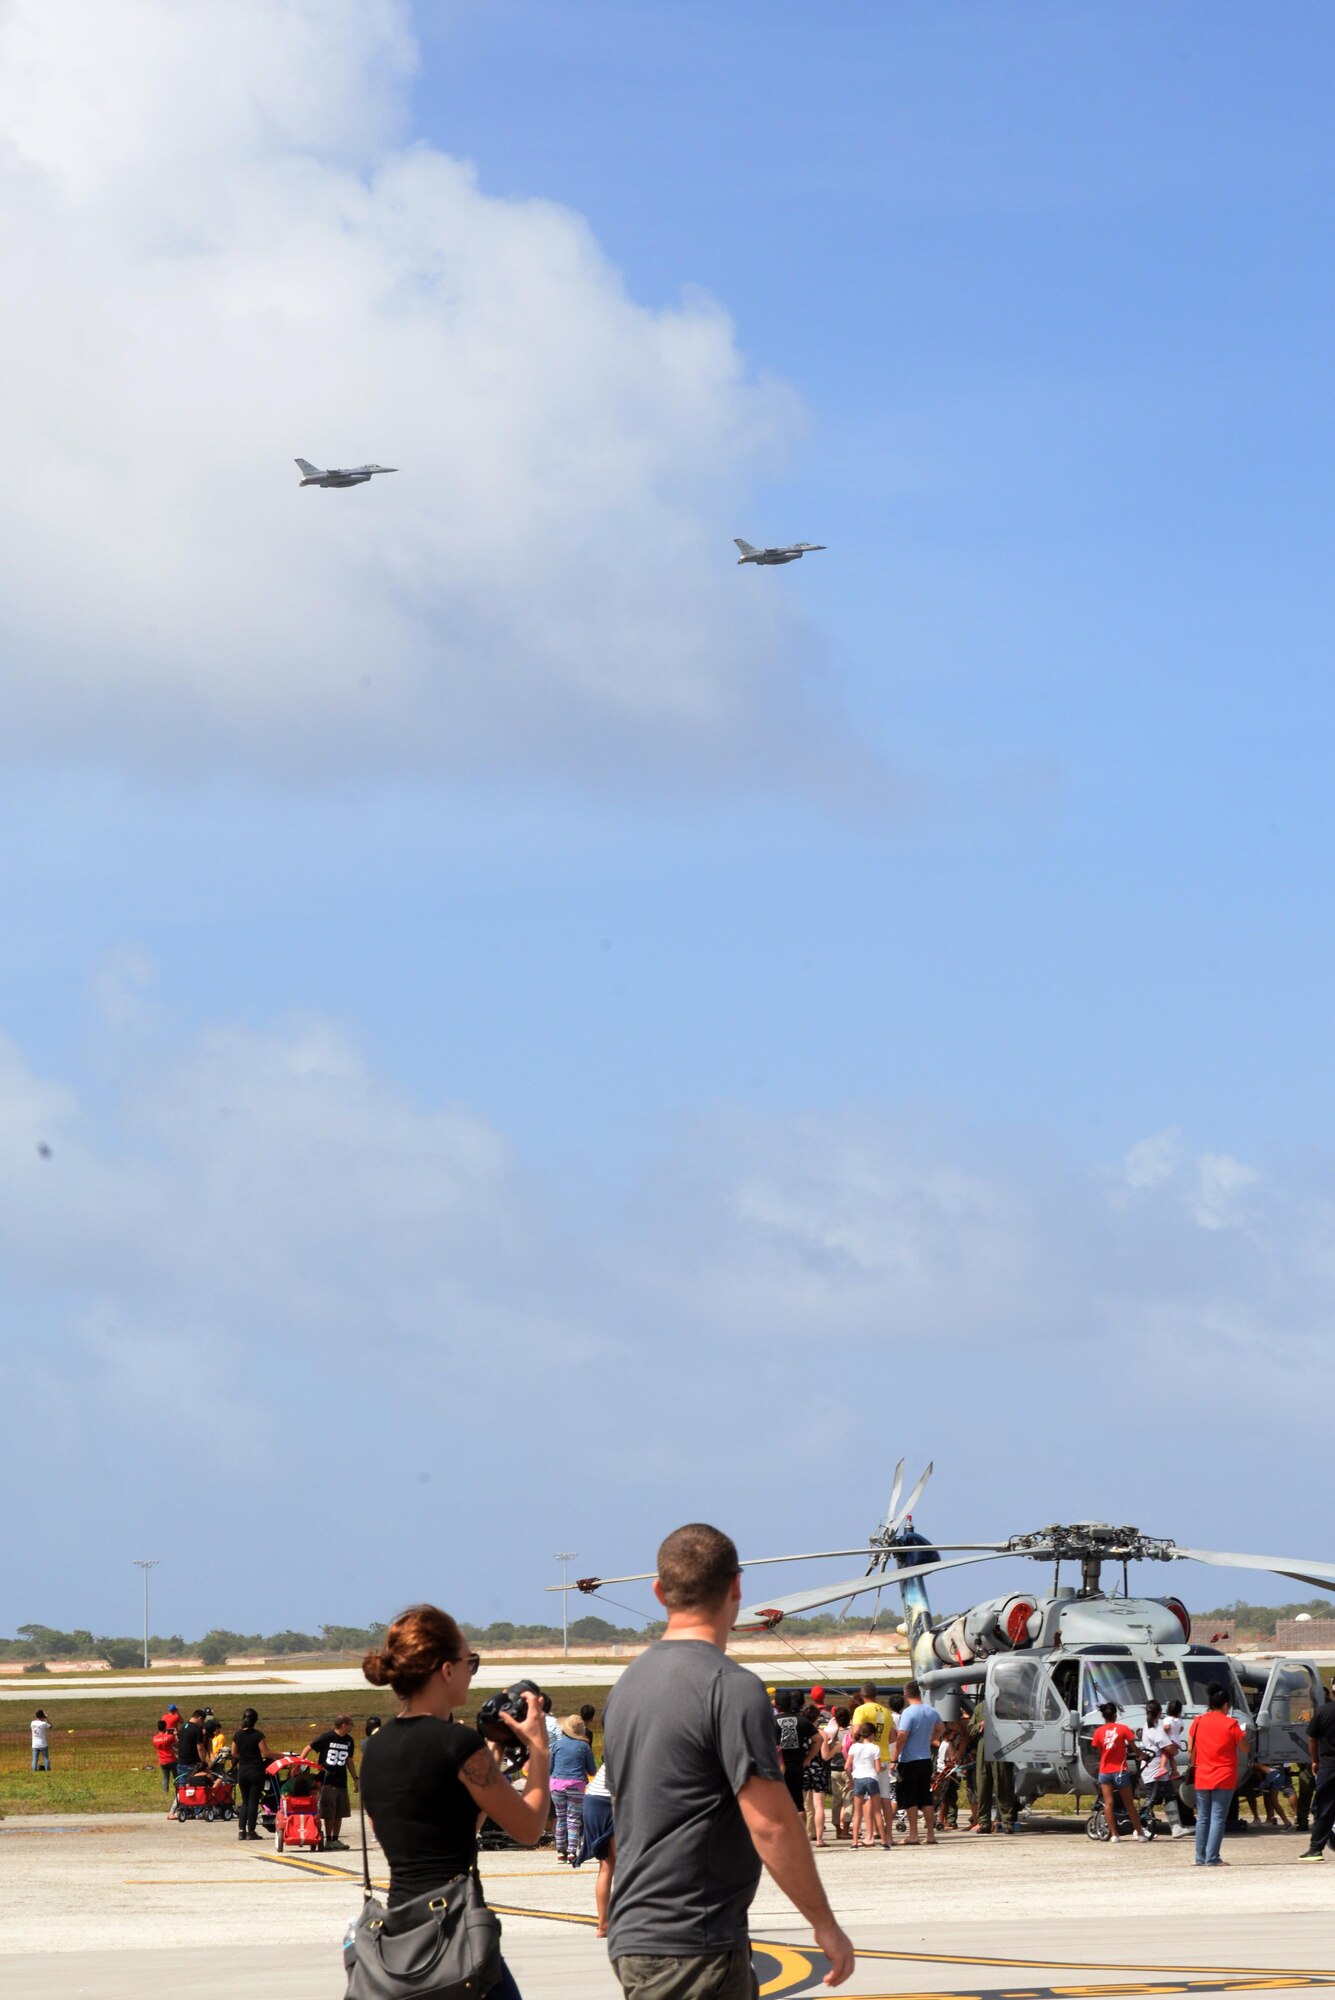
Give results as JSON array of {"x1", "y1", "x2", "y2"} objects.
[{"x1": 360, "y1": 1604, "x2": 550, "y2": 2000}]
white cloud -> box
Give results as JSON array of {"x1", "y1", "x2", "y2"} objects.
[
  {"x1": 2, "y1": 1012, "x2": 1332, "y2": 1623},
  {"x1": 0, "y1": 0, "x2": 860, "y2": 793}
]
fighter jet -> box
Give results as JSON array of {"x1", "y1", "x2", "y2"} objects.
[
  {"x1": 295, "y1": 458, "x2": 397, "y2": 489},
  {"x1": 734, "y1": 537, "x2": 826, "y2": 566}
]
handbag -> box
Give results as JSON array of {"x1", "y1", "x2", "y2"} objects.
[{"x1": 344, "y1": 1782, "x2": 502, "y2": 2000}]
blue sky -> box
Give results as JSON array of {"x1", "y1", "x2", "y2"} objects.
[{"x1": 2, "y1": 0, "x2": 1334, "y2": 1643}]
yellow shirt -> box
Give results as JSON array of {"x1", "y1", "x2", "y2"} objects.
[{"x1": 850, "y1": 1701, "x2": 895, "y2": 1761}]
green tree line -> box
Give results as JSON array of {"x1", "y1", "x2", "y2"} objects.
[{"x1": 0, "y1": 1606, "x2": 890, "y2": 1669}]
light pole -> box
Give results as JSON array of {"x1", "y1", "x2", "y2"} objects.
[
  {"x1": 554, "y1": 1552, "x2": 578, "y2": 1659},
  {"x1": 132, "y1": 1559, "x2": 159, "y2": 1669}
]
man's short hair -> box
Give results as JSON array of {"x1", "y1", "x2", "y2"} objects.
[
  {"x1": 656, "y1": 1523, "x2": 740, "y2": 1611},
  {"x1": 904, "y1": 1681, "x2": 921, "y2": 1698},
  {"x1": 1207, "y1": 1684, "x2": 1228, "y2": 1709},
  {"x1": 860, "y1": 1682, "x2": 877, "y2": 1700}
]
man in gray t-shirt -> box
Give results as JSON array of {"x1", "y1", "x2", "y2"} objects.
[{"x1": 603, "y1": 1523, "x2": 853, "y2": 2000}]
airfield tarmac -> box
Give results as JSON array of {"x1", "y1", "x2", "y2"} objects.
[{"x1": 4, "y1": 1810, "x2": 1333, "y2": 2000}]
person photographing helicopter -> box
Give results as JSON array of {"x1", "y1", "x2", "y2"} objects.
[{"x1": 358, "y1": 1604, "x2": 551, "y2": 2000}]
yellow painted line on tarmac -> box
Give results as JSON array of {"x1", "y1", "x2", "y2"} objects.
[
  {"x1": 257, "y1": 1851, "x2": 366, "y2": 1881},
  {"x1": 756, "y1": 1943, "x2": 821, "y2": 1996},
  {"x1": 491, "y1": 1902, "x2": 598, "y2": 1926},
  {"x1": 843, "y1": 1953, "x2": 1335, "y2": 1981},
  {"x1": 251, "y1": 1857, "x2": 1335, "y2": 2000}
]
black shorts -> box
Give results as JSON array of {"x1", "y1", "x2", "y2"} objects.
[{"x1": 896, "y1": 1758, "x2": 934, "y2": 1808}]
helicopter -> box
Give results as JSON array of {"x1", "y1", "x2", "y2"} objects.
[{"x1": 558, "y1": 1463, "x2": 1333, "y2": 1834}]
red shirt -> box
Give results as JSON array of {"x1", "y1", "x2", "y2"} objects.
[
  {"x1": 1188, "y1": 1711, "x2": 1246, "y2": 1789},
  {"x1": 1092, "y1": 1722, "x2": 1136, "y2": 1775}
]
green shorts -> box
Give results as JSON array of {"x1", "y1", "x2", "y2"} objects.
[{"x1": 614, "y1": 1950, "x2": 759, "y2": 2000}]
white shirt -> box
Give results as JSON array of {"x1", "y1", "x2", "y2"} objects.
[
  {"x1": 544, "y1": 1716, "x2": 562, "y2": 1755},
  {"x1": 1140, "y1": 1723, "x2": 1175, "y2": 1784},
  {"x1": 586, "y1": 1762, "x2": 610, "y2": 1798},
  {"x1": 848, "y1": 1740, "x2": 881, "y2": 1780},
  {"x1": 30, "y1": 1718, "x2": 49, "y2": 1749}
]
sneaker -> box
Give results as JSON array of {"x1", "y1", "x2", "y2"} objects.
[
  {"x1": 1297, "y1": 1849, "x2": 1325, "y2": 1862},
  {"x1": 1170, "y1": 1826, "x2": 1191, "y2": 1838},
  {"x1": 1134, "y1": 1830, "x2": 1154, "y2": 1842},
  {"x1": 1109, "y1": 1834, "x2": 1121, "y2": 1843}
]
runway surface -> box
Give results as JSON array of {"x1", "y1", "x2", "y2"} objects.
[
  {"x1": 4, "y1": 1811, "x2": 1332, "y2": 1998},
  {"x1": 0, "y1": 1655, "x2": 905, "y2": 1702}
]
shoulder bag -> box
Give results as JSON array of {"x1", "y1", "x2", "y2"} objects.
[{"x1": 344, "y1": 1781, "x2": 502, "y2": 2000}]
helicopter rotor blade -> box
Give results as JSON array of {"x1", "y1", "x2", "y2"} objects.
[
  {"x1": 885, "y1": 1458, "x2": 905, "y2": 1530},
  {"x1": 738, "y1": 1549, "x2": 1008, "y2": 1627},
  {"x1": 543, "y1": 1548, "x2": 905, "y2": 1592},
  {"x1": 888, "y1": 1461, "x2": 933, "y2": 1534},
  {"x1": 544, "y1": 1539, "x2": 1010, "y2": 1593},
  {"x1": 1173, "y1": 1546, "x2": 1335, "y2": 1597}
]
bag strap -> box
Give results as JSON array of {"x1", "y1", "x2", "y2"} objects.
[{"x1": 358, "y1": 1783, "x2": 372, "y2": 1901}]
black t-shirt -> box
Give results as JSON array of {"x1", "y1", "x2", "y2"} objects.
[
  {"x1": 777, "y1": 1712, "x2": 814, "y2": 1769},
  {"x1": 310, "y1": 1729, "x2": 356, "y2": 1789},
  {"x1": 360, "y1": 1715, "x2": 486, "y2": 1907},
  {"x1": 233, "y1": 1727, "x2": 265, "y2": 1775},
  {"x1": 177, "y1": 1721, "x2": 206, "y2": 1767},
  {"x1": 1310, "y1": 1700, "x2": 1335, "y2": 1765}
]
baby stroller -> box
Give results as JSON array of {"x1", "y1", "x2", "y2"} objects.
[
  {"x1": 258, "y1": 1765, "x2": 282, "y2": 1835},
  {"x1": 267, "y1": 1756, "x2": 323, "y2": 1854}
]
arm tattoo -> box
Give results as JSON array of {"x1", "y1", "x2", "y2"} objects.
[{"x1": 460, "y1": 1748, "x2": 506, "y2": 1793}]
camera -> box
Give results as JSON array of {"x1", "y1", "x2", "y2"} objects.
[{"x1": 476, "y1": 1680, "x2": 544, "y2": 1770}]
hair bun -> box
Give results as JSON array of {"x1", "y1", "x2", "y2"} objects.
[{"x1": 362, "y1": 1647, "x2": 394, "y2": 1687}]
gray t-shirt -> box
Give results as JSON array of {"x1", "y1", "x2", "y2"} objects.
[{"x1": 602, "y1": 1639, "x2": 782, "y2": 1958}]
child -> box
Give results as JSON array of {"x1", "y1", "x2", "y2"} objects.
[
  {"x1": 847, "y1": 1724, "x2": 882, "y2": 1851},
  {"x1": 1091, "y1": 1702, "x2": 1152, "y2": 1844}
]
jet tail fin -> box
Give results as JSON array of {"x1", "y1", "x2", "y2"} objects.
[
  {"x1": 734, "y1": 538, "x2": 758, "y2": 556},
  {"x1": 295, "y1": 458, "x2": 322, "y2": 477}
]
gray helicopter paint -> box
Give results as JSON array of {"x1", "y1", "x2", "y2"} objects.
[{"x1": 294, "y1": 458, "x2": 397, "y2": 488}]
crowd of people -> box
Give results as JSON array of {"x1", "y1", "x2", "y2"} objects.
[
  {"x1": 148, "y1": 1700, "x2": 383, "y2": 1845},
  {"x1": 341, "y1": 1525, "x2": 1335, "y2": 2000}
]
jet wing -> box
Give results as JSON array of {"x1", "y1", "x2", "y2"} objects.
[{"x1": 1173, "y1": 1547, "x2": 1335, "y2": 1596}]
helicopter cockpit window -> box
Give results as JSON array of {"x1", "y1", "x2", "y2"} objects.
[
  {"x1": 991, "y1": 1657, "x2": 1063, "y2": 1723},
  {"x1": 1144, "y1": 1661, "x2": 1184, "y2": 1708},
  {"x1": 1183, "y1": 1657, "x2": 1241, "y2": 1710},
  {"x1": 1265, "y1": 1666, "x2": 1317, "y2": 1727},
  {"x1": 1081, "y1": 1658, "x2": 1147, "y2": 1711}
]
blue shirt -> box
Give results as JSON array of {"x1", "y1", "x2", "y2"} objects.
[
  {"x1": 896, "y1": 1702, "x2": 940, "y2": 1761},
  {"x1": 550, "y1": 1733, "x2": 596, "y2": 1783}
]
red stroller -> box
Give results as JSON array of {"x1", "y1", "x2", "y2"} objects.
[
  {"x1": 267, "y1": 1756, "x2": 323, "y2": 1853},
  {"x1": 174, "y1": 1767, "x2": 236, "y2": 1822}
]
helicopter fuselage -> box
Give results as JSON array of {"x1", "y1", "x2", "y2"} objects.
[{"x1": 915, "y1": 1596, "x2": 1320, "y2": 1807}]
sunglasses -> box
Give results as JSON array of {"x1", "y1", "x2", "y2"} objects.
[{"x1": 462, "y1": 1652, "x2": 481, "y2": 1675}]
